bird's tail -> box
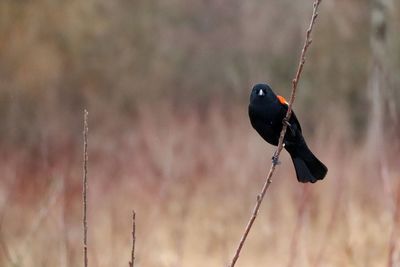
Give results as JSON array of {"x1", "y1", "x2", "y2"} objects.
[{"x1": 285, "y1": 139, "x2": 327, "y2": 183}]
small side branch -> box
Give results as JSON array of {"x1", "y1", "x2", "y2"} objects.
[
  {"x1": 129, "y1": 211, "x2": 136, "y2": 267},
  {"x1": 228, "y1": 1, "x2": 322, "y2": 266},
  {"x1": 83, "y1": 110, "x2": 89, "y2": 267}
]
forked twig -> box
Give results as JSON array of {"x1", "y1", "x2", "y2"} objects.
[
  {"x1": 83, "y1": 110, "x2": 89, "y2": 267},
  {"x1": 129, "y1": 210, "x2": 136, "y2": 267},
  {"x1": 228, "y1": 1, "x2": 322, "y2": 266}
]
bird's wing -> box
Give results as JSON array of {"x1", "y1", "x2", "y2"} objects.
[
  {"x1": 277, "y1": 95, "x2": 289, "y2": 105},
  {"x1": 277, "y1": 95, "x2": 302, "y2": 133}
]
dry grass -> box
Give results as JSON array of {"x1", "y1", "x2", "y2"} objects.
[
  {"x1": 0, "y1": 104, "x2": 398, "y2": 267},
  {"x1": 0, "y1": 1, "x2": 399, "y2": 266}
]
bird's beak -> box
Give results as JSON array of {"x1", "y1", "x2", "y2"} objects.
[{"x1": 258, "y1": 89, "x2": 265, "y2": 96}]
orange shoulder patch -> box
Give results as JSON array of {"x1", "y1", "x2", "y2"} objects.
[{"x1": 277, "y1": 95, "x2": 288, "y2": 105}]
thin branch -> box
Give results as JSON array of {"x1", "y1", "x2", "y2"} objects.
[
  {"x1": 129, "y1": 210, "x2": 136, "y2": 267},
  {"x1": 83, "y1": 109, "x2": 89, "y2": 267},
  {"x1": 228, "y1": 1, "x2": 322, "y2": 266}
]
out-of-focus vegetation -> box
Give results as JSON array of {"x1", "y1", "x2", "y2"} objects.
[
  {"x1": 1, "y1": 0, "x2": 399, "y2": 146},
  {"x1": 0, "y1": 1, "x2": 400, "y2": 267}
]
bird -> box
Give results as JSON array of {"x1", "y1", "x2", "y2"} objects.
[{"x1": 248, "y1": 83, "x2": 327, "y2": 183}]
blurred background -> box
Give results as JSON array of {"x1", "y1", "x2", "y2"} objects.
[{"x1": 0, "y1": 0, "x2": 400, "y2": 266}]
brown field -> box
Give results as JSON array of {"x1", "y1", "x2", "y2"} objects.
[
  {"x1": 0, "y1": 104, "x2": 399, "y2": 267},
  {"x1": 1, "y1": 0, "x2": 400, "y2": 266}
]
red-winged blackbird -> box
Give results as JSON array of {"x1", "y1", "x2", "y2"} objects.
[{"x1": 248, "y1": 83, "x2": 327, "y2": 183}]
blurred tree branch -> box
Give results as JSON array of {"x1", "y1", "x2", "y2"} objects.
[
  {"x1": 83, "y1": 110, "x2": 89, "y2": 267},
  {"x1": 228, "y1": 1, "x2": 322, "y2": 266},
  {"x1": 129, "y1": 211, "x2": 136, "y2": 267}
]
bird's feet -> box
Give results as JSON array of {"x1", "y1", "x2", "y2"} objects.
[
  {"x1": 283, "y1": 118, "x2": 291, "y2": 127},
  {"x1": 283, "y1": 118, "x2": 296, "y2": 135},
  {"x1": 272, "y1": 153, "x2": 281, "y2": 165}
]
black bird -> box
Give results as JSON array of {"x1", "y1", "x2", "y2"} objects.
[{"x1": 248, "y1": 83, "x2": 327, "y2": 183}]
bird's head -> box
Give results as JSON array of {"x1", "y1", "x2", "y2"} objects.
[{"x1": 250, "y1": 83, "x2": 275, "y2": 103}]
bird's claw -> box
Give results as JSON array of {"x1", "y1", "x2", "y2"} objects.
[
  {"x1": 283, "y1": 118, "x2": 291, "y2": 127},
  {"x1": 272, "y1": 154, "x2": 281, "y2": 165},
  {"x1": 283, "y1": 118, "x2": 296, "y2": 135}
]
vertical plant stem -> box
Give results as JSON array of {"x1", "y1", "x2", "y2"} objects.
[
  {"x1": 129, "y1": 211, "x2": 136, "y2": 267},
  {"x1": 228, "y1": 1, "x2": 322, "y2": 266},
  {"x1": 83, "y1": 109, "x2": 89, "y2": 267}
]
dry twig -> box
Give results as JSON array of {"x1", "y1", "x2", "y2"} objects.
[
  {"x1": 129, "y1": 210, "x2": 136, "y2": 267},
  {"x1": 83, "y1": 109, "x2": 89, "y2": 267},
  {"x1": 228, "y1": 1, "x2": 322, "y2": 266}
]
